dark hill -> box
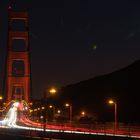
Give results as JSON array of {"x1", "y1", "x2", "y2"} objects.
[{"x1": 59, "y1": 60, "x2": 140, "y2": 123}]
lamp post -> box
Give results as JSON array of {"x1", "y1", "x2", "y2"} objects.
[
  {"x1": 43, "y1": 88, "x2": 57, "y2": 136},
  {"x1": 0, "y1": 96, "x2": 3, "y2": 107},
  {"x1": 108, "y1": 99, "x2": 117, "y2": 134},
  {"x1": 65, "y1": 103, "x2": 72, "y2": 125},
  {"x1": 0, "y1": 96, "x2": 3, "y2": 118},
  {"x1": 49, "y1": 105, "x2": 55, "y2": 121}
]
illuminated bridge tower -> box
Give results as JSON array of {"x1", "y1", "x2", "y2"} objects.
[{"x1": 6, "y1": 10, "x2": 31, "y2": 103}]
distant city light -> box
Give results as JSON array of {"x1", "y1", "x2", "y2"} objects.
[
  {"x1": 41, "y1": 107, "x2": 45, "y2": 110},
  {"x1": 57, "y1": 110, "x2": 61, "y2": 114},
  {"x1": 34, "y1": 109, "x2": 37, "y2": 111},
  {"x1": 49, "y1": 105, "x2": 53, "y2": 108}
]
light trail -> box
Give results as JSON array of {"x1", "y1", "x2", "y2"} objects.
[
  {"x1": 0, "y1": 102, "x2": 19, "y2": 127},
  {"x1": 0, "y1": 101, "x2": 140, "y2": 139}
]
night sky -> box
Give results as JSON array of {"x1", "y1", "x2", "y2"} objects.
[{"x1": 0, "y1": 1, "x2": 140, "y2": 98}]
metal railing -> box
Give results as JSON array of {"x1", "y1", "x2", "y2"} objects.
[{"x1": 0, "y1": 122, "x2": 140, "y2": 139}]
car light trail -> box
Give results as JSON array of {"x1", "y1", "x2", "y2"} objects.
[{"x1": 0, "y1": 101, "x2": 140, "y2": 139}]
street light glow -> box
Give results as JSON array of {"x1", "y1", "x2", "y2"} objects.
[
  {"x1": 57, "y1": 110, "x2": 61, "y2": 114},
  {"x1": 0, "y1": 96, "x2": 3, "y2": 100},
  {"x1": 41, "y1": 107, "x2": 45, "y2": 110},
  {"x1": 29, "y1": 102, "x2": 33, "y2": 106},
  {"x1": 49, "y1": 105, "x2": 53, "y2": 108},
  {"x1": 81, "y1": 111, "x2": 85, "y2": 116},
  {"x1": 109, "y1": 100, "x2": 115, "y2": 104},
  {"x1": 29, "y1": 109, "x2": 33, "y2": 113},
  {"x1": 65, "y1": 103, "x2": 70, "y2": 107},
  {"x1": 49, "y1": 88, "x2": 56, "y2": 94}
]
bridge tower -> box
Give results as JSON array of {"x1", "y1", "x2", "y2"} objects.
[{"x1": 5, "y1": 10, "x2": 31, "y2": 103}]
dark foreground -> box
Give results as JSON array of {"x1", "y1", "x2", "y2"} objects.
[{"x1": 0, "y1": 132, "x2": 138, "y2": 140}]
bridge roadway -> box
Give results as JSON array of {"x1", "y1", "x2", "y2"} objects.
[
  {"x1": 0, "y1": 127, "x2": 137, "y2": 140},
  {"x1": 0, "y1": 101, "x2": 140, "y2": 139}
]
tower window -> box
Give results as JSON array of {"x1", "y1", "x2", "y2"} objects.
[
  {"x1": 10, "y1": 20, "x2": 27, "y2": 31},
  {"x1": 12, "y1": 60, "x2": 25, "y2": 77},
  {"x1": 12, "y1": 39, "x2": 26, "y2": 52}
]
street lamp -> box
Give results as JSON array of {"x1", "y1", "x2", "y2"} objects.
[
  {"x1": 81, "y1": 111, "x2": 86, "y2": 116},
  {"x1": 49, "y1": 88, "x2": 57, "y2": 95},
  {"x1": 65, "y1": 103, "x2": 72, "y2": 124},
  {"x1": 0, "y1": 96, "x2": 3, "y2": 105},
  {"x1": 41, "y1": 106, "x2": 45, "y2": 110},
  {"x1": 43, "y1": 88, "x2": 57, "y2": 136},
  {"x1": 108, "y1": 99, "x2": 117, "y2": 133},
  {"x1": 0, "y1": 96, "x2": 3, "y2": 100},
  {"x1": 57, "y1": 109, "x2": 61, "y2": 114},
  {"x1": 49, "y1": 105, "x2": 53, "y2": 108},
  {"x1": 0, "y1": 96, "x2": 3, "y2": 117},
  {"x1": 49, "y1": 105, "x2": 55, "y2": 121}
]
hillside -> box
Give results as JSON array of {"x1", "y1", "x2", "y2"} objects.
[{"x1": 58, "y1": 60, "x2": 140, "y2": 123}]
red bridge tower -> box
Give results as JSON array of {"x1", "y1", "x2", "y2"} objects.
[{"x1": 5, "y1": 10, "x2": 31, "y2": 102}]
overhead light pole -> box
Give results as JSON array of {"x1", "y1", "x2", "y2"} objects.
[
  {"x1": 108, "y1": 99, "x2": 117, "y2": 134},
  {"x1": 49, "y1": 105, "x2": 55, "y2": 121},
  {"x1": 43, "y1": 88, "x2": 57, "y2": 136},
  {"x1": 0, "y1": 96, "x2": 3, "y2": 117},
  {"x1": 65, "y1": 103, "x2": 72, "y2": 126},
  {"x1": 0, "y1": 96, "x2": 3, "y2": 106}
]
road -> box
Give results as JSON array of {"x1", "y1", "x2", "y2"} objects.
[{"x1": 0, "y1": 101, "x2": 140, "y2": 139}]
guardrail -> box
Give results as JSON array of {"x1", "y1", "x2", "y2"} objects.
[{"x1": 0, "y1": 122, "x2": 140, "y2": 139}]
